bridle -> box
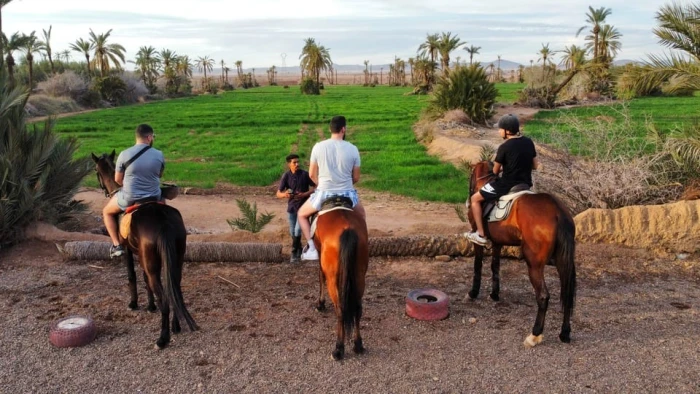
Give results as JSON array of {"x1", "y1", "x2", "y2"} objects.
[{"x1": 95, "y1": 155, "x2": 121, "y2": 198}]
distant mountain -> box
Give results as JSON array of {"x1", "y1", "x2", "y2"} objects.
[
  {"x1": 478, "y1": 59, "x2": 523, "y2": 70},
  {"x1": 613, "y1": 59, "x2": 644, "y2": 67}
]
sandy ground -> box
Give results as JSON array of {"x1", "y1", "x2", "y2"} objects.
[{"x1": 1, "y1": 184, "x2": 700, "y2": 393}]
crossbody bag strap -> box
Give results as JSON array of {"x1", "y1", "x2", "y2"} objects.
[{"x1": 121, "y1": 145, "x2": 151, "y2": 171}]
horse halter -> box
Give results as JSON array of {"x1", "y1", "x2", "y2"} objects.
[{"x1": 95, "y1": 156, "x2": 121, "y2": 198}]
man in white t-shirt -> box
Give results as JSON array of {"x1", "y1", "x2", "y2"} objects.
[{"x1": 298, "y1": 115, "x2": 366, "y2": 260}]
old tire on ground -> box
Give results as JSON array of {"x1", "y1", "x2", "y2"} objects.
[
  {"x1": 406, "y1": 289, "x2": 449, "y2": 320},
  {"x1": 49, "y1": 315, "x2": 97, "y2": 348}
]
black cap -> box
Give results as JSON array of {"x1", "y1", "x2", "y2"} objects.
[{"x1": 496, "y1": 114, "x2": 520, "y2": 134}]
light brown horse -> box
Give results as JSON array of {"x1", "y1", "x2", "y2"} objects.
[
  {"x1": 468, "y1": 161, "x2": 576, "y2": 347},
  {"x1": 313, "y1": 203, "x2": 369, "y2": 360},
  {"x1": 92, "y1": 151, "x2": 198, "y2": 349}
]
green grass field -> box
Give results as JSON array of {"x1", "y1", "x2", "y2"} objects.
[
  {"x1": 54, "y1": 85, "x2": 471, "y2": 202},
  {"x1": 523, "y1": 95, "x2": 700, "y2": 155}
]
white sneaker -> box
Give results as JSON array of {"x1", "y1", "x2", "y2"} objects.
[
  {"x1": 301, "y1": 244, "x2": 319, "y2": 260},
  {"x1": 465, "y1": 232, "x2": 489, "y2": 246}
]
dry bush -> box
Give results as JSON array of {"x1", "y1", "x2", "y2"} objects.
[
  {"x1": 37, "y1": 71, "x2": 88, "y2": 99},
  {"x1": 412, "y1": 120, "x2": 435, "y2": 144},
  {"x1": 533, "y1": 107, "x2": 684, "y2": 214},
  {"x1": 119, "y1": 72, "x2": 149, "y2": 103},
  {"x1": 26, "y1": 94, "x2": 83, "y2": 117},
  {"x1": 442, "y1": 109, "x2": 470, "y2": 124}
]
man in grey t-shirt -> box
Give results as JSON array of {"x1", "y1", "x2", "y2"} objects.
[
  {"x1": 102, "y1": 124, "x2": 165, "y2": 258},
  {"x1": 298, "y1": 115, "x2": 365, "y2": 261}
]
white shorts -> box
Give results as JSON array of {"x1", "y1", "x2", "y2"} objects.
[{"x1": 308, "y1": 190, "x2": 359, "y2": 211}]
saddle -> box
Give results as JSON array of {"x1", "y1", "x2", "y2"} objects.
[
  {"x1": 309, "y1": 196, "x2": 354, "y2": 238},
  {"x1": 483, "y1": 184, "x2": 534, "y2": 223},
  {"x1": 118, "y1": 186, "x2": 179, "y2": 239}
]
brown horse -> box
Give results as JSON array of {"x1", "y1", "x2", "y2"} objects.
[
  {"x1": 313, "y1": 203, "x2": 369, "y2": 360},
  {"x1": 92, "y1": 151, "x2": 198, "y2": 349},
  {"x1": 468, "y1": 161, "x2": 576, "y2": 347}
]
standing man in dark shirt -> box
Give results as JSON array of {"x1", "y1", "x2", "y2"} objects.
[
  {"x1": 465, "y1": 114, "x2": 539, "y2": 246},
  {"x1": 276, "y1": 153, "x2": 315, "y2": 263}
]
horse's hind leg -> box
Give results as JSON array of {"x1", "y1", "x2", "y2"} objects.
[
  {"x1": 352, "y1": 303, "x2": 364, "y2": 354},
  {"x1": 316, "y1": 261, "x2": 326, "y2": 312},
  {"x1": 125, "y1": 251, "x2": 139, "y2": 310},
  {"x1": 146, "y1": 273, "x2": 171, "y2": 349},
  {"x1": 142, "y1": 271, "x2": 157, "y2": 312},
  {"x1": 468, "y1": 245, "x2": 485, "y2": 299},
  {"x1": 332, "y1": 306, "x2": 345, "y2": 360},
  {"x1": 522, "y1": 247, "x2": 550, "y2": 348},
  {"x1": 490, "y1": 245, "x2": 502, "y2": 301}
]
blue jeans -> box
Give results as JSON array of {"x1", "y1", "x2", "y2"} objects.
[{"x1": 288, "y1": 212, "x2": 301, "y2": 237}]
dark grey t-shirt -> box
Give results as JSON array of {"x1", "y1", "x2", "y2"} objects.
[{"x1": 115, "y1": 143, "x2": 164, "y2": 203}]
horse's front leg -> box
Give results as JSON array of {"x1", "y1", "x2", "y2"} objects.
[
  {"x1": 125, "y1": 249, "x2": 139, "y2": 310},
  {"x1": 468, "y1": 245, "x2": 485, "y2": 299},
  {"x1": 316, "y1": 260, "x2": 326, "y2": 312},
  {"x1": 142, "y1": 271, "x2": 157, "y2": 312},
  {"x1": 490, "y1": 245, "x2": 502, "y2": 301}
]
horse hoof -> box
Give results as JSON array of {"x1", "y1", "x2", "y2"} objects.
[
  {"x1": 489, "y1": 293, "x2": 500, "y2": 302},
  {"x1": 331, "y1": 350, "x2": 344, "y2": 360},
  {"x1": 523, "y1": 334, "x2": 544, "y2": 348},
  {"x1": 468, "y1": 290, "x2": 478, "y2": 300},
  {"x1": 128, "y1": 302, "x2": 138, "y2": 310},
  {"x1": 155, "y1": 338, "x2": 170, "y2": 349},
  {"x1": 316, "y1": 301, "x2": 326, "y2": 312},
  {"x1": 559, "y1": 332, "x2": 571, "y2": 343},
  {"x1": 353, "y1": 343, "x2": 365, "y2": 354},
  {"x1": 147, "y1": 304, "x2": 158, "y2": 313}
]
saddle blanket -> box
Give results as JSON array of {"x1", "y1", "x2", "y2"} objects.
[{"x1": 485, "y1": 190, "x2": 534, "y2": 222}]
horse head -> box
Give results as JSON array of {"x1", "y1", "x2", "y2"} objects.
[
  {"x1": 469, "y1": 160, "x2": 496, "y2": 196},
  {"x1": 91, "y1": 150, "x2": 120, "y2": 197}
]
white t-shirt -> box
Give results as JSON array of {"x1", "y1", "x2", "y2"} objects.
[{"x1": 310, "y1": 139, "x2": 361, "y2": 192}]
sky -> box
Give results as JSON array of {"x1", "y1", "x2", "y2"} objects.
[{"x1": 3, "y1": 0, "x2": 673, "y2": 70}]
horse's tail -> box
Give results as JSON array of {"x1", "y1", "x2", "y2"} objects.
[
  {"x1": 158, "y1": 223, "x2": 199, "y2": 331},
  {"x1": 338, "y1": 228, "x2": 360, "y2": 335},
  {"x1": 553, "y1": 203, "x2": 577, "y2": 312}
]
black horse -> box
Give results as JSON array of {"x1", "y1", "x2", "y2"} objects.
[{"x1": 92, "y1": 151, "x2": 198, "y2": 348}]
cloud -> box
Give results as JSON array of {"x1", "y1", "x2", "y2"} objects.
[{"x1": 3, "y1": 0, "x2": 665, "y2": 68}]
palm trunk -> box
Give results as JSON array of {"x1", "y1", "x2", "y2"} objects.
[
  {"x1": 551, "y1": 70, "x2": 579, "y2": 97},
  {"x1": 6, "y1": 54, "x2": 14, "y2": 88},
  {"x1": 85, "y1": 54, "x2": 91, "y2": 79},
  {"x1": 48, "y1": 54, "x2": 55, "y2": 75},
  {"x1": 28, "y1": 56, "x2": 33, "y2": 90}
]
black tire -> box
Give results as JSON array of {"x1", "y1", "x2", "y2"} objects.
[
  {"x1": 49, "y1": 315, "x2": 97, "y2": 348},
  {"x1": 406, "y1": 289, "x2": 449, "y2": 321}
]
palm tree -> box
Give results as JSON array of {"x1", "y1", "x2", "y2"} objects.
[
  {"x1": 576, "y1": 6, "x2": 612, "y2": 63},
  {"x1": 132, "y1": 46, "x2": 160, "y2": 93},
  {"x1": 88, "y1": 29, "x2": 126, "y2": 77},
  {"x1": 176, "y1": 55, "x2": 193, "y2": 77},
  {"x1": 299, "y1": 37, "x2": 332, "y2": 87},
  {"x1": 196, "y1": 55, "x2": 214, "y2": 89},
  {"x1": 220, "y1": 59, "x2": 226, "y2": 83},
  {"x1": 3, "y1": 31, "x2": 29, "y2": 86},
  {"x1": 436, "y1": 32, "x2": 465, "y2": 74},
  {"x1": 497, "y1": 55, "x2": 502, "y2": 80},
  {"x1": 464, "y1": 45, "x2": 481, "y2": 66},
  {"x1": 60, "y1": 49, "x2": 70, "y2": 63},
  {"x1": 628, "y1": 2, "x2": 700, "y2": 94},
  {"x1": 21, "y1": 31, "x2": 41, "y2": 89},
  {"x1": 594, "y1": 24, "x2": 622, "y2": 65},
  {"x1": 0, "y1": 0, "x2": 15, "y2": 71},
  {"x1": 417, "y1": 33, "x2": 440, "y2": 65},
  {"x1": 38, "y1": 25, "x2": 54, "y2": 74},
  {"x1": 69, "y1": 38, "x2": 93, "y2": 77},
  {"x1": 552, "y1": 45, "x2": 589, "y2": 96}
]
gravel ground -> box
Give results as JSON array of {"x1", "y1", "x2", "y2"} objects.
[{"x1": 1, "y1": 240, "x2": 699, "y2": 393}]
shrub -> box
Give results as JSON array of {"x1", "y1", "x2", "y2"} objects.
[
  {"x1": 0, "y1": 78, "x2": 92, "y2": 249},
  {"x1": 428, "y1": 64, "x2": 497, "y2": 124},
  {"x1": 119, "y1": 72, "x2": 149, "y2": 103},
  {"x1": 26, "y1": 94, "x2": 82, "y2": 117},
  {"x1": 92, "y1": 75, "x2": 128, "y2": 105},
  {"x1": 300, "y1": 77, "x2": 320, "y2": 95},
  {"x1": 36, "y1": 70, "x2": 88, "y2": 99},
  {"x1": 226, "y1": 199, "x2": 275, "y2": 233}
]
